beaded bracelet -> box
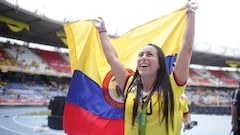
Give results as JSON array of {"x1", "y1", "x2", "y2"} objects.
[
  {"x1": 99, "y1": 27, "x2": 107, "y2": 33},
  {"x1": 186, "y1": 8, "x2": 196, "y2": 14},
  {"x1": 99, "y1": 30, "x2": 107, "y2": 33}
]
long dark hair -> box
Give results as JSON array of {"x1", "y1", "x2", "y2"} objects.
[{"x1": 125, "y1": 44, "x2": 174, "y2": 132}]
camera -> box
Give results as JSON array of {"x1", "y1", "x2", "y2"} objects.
[
  {"x1": 190, "y1": 121, "x2": 198, "y2": 126},
  {"x1": 183, "y1": 121, "x2": 198, "y2": 131}
]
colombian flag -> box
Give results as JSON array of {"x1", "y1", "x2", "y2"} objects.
[{"x1": 63, "y1": 7, "x2": 186, "y2": 135}]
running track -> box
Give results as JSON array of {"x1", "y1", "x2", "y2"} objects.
[
  {"x1": 0, "y1": 106, "x2": 232, "y2": 135},
  {"x1": 0, "y1": 106, "x2": 65, "y2": 135}
]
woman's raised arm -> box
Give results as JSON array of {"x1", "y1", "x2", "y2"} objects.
[
  {"x1": 92, "y1": 17, "x2": 129, "y2": 89},
  {"x1": 174, "y1": 1, "x2": 198, "y2": 83}
]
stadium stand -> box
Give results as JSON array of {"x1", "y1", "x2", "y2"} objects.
[
  {"x1": 33, "y1": 48, "x2": 71, "y2": 73},
  {"x1": 0, "y1": 41, "x2": 70, "y2": 106},
  {"x1": 3, "y1": 44, "x2": 53, "y2": 72},
  {"x1": 188, "y1": 68, "x2": 212, "y2": 86},
  {"x1": 0, "y1": 41, "x2": 236, "y2": 115},
  {"x1": 208, "y1": 69, "x2": 237, "y2": 87}
]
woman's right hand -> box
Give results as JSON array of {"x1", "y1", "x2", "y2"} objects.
[
  {"x1": 233, "y1": 122, "x2": 238, "y2": 133},
  {"x1": 186, "y1": 0, "x2": 198, "y2": 13},
  {"x1": 92, "y1": 17, "x2": 107, "y2": 32}
]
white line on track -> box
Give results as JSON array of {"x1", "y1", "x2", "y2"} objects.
[
  {"x1": 0, "y1": 124, "x2": 27, "y2": 135},
  {"x1": 13, "y1": 115, "x2": 33, "y2": 128},
  {"x1": 12, "y1": 115, "x2": 66, "y2": 135}
]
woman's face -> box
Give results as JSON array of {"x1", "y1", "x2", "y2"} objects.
[{"x1": 137, "y1": 45, "x2": 160, "y2": 77}]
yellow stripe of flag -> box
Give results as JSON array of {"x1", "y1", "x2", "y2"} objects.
[{"x1": 64, "y1": 7, "x2": 186, "y2": 86}]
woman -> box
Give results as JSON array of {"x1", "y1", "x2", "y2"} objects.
[{"x1": 93, "y1": 1, "x2": 198, "y2": 134}]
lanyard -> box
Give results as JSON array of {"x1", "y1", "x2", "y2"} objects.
[
  {"x1": 138, "y1": 93, "x2": 151, "y2": 135},
  {"x1": 138, "y1": 86, "x2": 155, "y2": 135},
  {"x1": 138, "y1": 103, "x2": 147, "y2": 135}
]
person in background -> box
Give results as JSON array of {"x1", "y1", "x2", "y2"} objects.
[
  {"x1": 232, "y1": 82, "x2": 240, "y2": 135},
  {"x1": 177, "y1": 93, "x2": 193, "y2": 135},
  {"x1": 92, "y1": 0, "x2": 198, "y2": 134}
]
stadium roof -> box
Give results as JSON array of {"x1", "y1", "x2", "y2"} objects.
[
  {"x1": 0, "y1": 0, "x2": 66, "y2": 48},
  {"x1": 190, "y1": 50, "x2": 240, "y2": 68},
  {"x1": 1, "y1": 0, "x2": 240, "y2": 69}
]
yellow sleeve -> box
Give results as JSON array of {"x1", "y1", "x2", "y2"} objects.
[
  {"x1": 169, "y1": 73, "x2": 186, "y2": 100},
  {"x1": 123, "y1": 76, "x2": 134, "y2": 95},
  {"x1": 181, "y1": 94, "x2": 189, "y2": 113}
]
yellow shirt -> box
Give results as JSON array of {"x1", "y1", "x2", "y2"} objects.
[
  {"x1": 176, "y1": 93, "x2": 189, "y2": 135},
  {"x1": 124, "y1": 73, "x2": 186, "y2": 135}
]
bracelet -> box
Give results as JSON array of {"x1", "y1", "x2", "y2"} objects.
[
  {"x1": 186, "y1": 8, "x2": 196, "y2": 14},
  {"x1": 99, "y1": 27, "x2": 107, "y2": 33},
  {"x1": 99, "y1": 30, "x2": 107, "y2": 33}
]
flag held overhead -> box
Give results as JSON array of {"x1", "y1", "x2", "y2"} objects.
[{"x1": 63, "y1": 7, "x2": 186, "y2": 135}]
